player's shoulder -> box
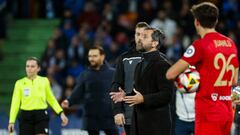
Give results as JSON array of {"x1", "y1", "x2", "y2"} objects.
[
  {"x1": 222, "y1": 34, "x2": 235, "y2": 45},
  {"x1": 190, "y1": 38, "x2": 205, "y2": 52},
  {"x1": 192, "y1": 38, "x2": 202, "y2": 46}
]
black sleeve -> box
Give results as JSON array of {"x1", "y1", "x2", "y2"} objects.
[
  {"x1": 68, "y1": 72, "x2": 86, "y2": 106},
  {"x1": 143, "y1": 61, "x2": 174, "y2": 108},
  {"x1": 111, "y1": 55, "x2": 125, "y2": 115},
  {"x1": 111, "y1": 55, "x2": 124, "y2": 91}
]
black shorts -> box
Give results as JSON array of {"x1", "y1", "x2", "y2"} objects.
[{"x1": 19, "y1": 110, "x2": 49, "y2": 135}]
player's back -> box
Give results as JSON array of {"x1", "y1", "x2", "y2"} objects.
[
  {"x1": 195, "y1": 32, "x2": 239, "y2": 122},
  {"x1": 197, "y1": 32, "x2": 238, "y2": 96}
]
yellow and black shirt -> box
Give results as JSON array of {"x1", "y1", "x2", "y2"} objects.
[{"x1": 9, "y1": 75, "x2": 63, "y2": 123}]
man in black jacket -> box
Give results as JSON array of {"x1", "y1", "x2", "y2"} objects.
[
  {"x1": 111, "y1": 27, "x2": 175, "y2": 135},
  {"x1": 111, "y1": 22, "x2": 149, "y2": 135},
  {"x1": 61, "y1": 46, "x2": 118, "y2": 135}
]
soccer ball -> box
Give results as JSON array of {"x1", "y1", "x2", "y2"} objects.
[{"x1": 175, "y1": 66, "x2": 200, "y2": 93}]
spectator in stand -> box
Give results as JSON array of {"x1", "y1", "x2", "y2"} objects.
[
  {"x1": 47, "y1": 67, "x2": 63, "y2": 101},
  {"x1": 102, "y1": 3, "x2": 116, "y2": 22},
  {"x1": 150, "y1": 9, "x2": 177, "y2": 46},
  {"x1": 94, "y1": 20, "x2": 113, "y2": 48},
  {"x1": 48, "y1": 49, "x2": 67, "y2": 85},
  {"x1": 60, "y1": 8, "x2": 77, "y2": 29},
  {"x1": 177, "y1": 1, "x2": 195, "y2": 37},
  {"x1": 67, "y1": 35, "x2": 88, "y2": 66},
  {"x1": 235, "y1": 20, "x2": 240, "y2": 60},
  {"x1": 63, "y1": 75, "x2": 76, "y2": 98},
  {"x1": 41, "y1": 38, "x2": 57, "y2": 75},
  {"x1": 137, "y1": 0, "x2": 155, "y2": 23},
  {"x1": 166, "y1": 33, "x2": 184, "y2": 62},
  {"x1": 52, "y1": 27, "x2": 68, "y2": 51},
  {"x1": 66, "y1": 59, "x2": 85, "y2": 78},
  {"x1": 64, "y1": 0, "x2": 85, "y2": 17},
  {"x1": 77, "y1": 1, "x2": 100, "y2": 31},
  {"x1": 61, "y1": 20, "x2": 77, "y2": 41}
]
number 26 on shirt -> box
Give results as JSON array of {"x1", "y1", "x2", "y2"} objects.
[{"x1": 214, "y1": 53, "x2": 237, "y2": 87}]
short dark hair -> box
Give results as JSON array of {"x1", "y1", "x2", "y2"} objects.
[
  {"x1": 89, "y1": 46, "x2": 105, "y2": 55},
  {"x1": 145, "y1": 27, "x2": 165, "y2": 48},
  {"x1": 27, "y1": 57, "x2": 40, "y2": 67},
  {"x1": 190, "y1": 2, "x2": 219, "y2": 28},
  {"x1": 136, "y1": 22, "x2": 150, "y2": 28}
]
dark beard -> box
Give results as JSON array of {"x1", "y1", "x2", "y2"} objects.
[
  {"x1": 89, "y1": 64, "x2": 98, "y2": 68},
  {"x1": 138, "y1": 48, "x2": 146, "y2": 52},
  {"x1": 89, "y1": 62, "x2": 97, "y2": 67},
  {"x1": 135, "y1": 42, "x2": 143, "y2": 51}
]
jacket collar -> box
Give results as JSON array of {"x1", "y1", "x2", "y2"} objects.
[{"x1": 142, "y1": 50, "x2": 159, "y2": 62}]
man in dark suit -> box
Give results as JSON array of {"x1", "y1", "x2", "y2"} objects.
[
  {"x1": 111, "y1": 27, "x2": 175, "y2": 135},
  {"x1": 61, "y1": 46, "x2": 118, "y2": 135}
]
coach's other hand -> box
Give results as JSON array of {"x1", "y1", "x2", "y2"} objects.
[
  {"x1": 123, "y1": 88, "x2": 144, "y2": 106},
  {"x1": 110, "y1": 87, "x2": 126, "y2": 103},
  {"x1": 114, "y1": 113, "x2": 125, "y2": 126}
]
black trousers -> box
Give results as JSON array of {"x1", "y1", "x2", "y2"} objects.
[
  {"x1": 19, "y1": 110, "x2": 49, "y2": 135},
  {"x1": 124, "y1": 125, "x2": 131, "y2": 135}
]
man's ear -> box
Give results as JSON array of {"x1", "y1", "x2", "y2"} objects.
[
  {"x1": 152, "y1": 41, "x2": 159, "y2": 48},
  {"x1": 195, "y1": 19, "x2": 200, "y2": 26},
  {"x1": 215, "y1": 19, "x2": 218, "y2": 27},
  {"x1": 101, "y1": 54, "x2": 106, "y2": 61}
]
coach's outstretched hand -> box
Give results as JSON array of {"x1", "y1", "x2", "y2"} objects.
[{"x1": 110, "y1": 87, "x2": 126, "y2": 103}]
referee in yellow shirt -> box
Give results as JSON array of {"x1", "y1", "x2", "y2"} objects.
[{"x1": 8, "y1": 57, "x2": 68, "y2": 135}]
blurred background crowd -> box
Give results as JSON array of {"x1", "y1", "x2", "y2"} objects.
[
  {"x1": 0, "y1": 0, "x2": 240, "y2": 134},
  {"x1": 2, "y1": 0, "x2": 239, "y2": 103}
]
